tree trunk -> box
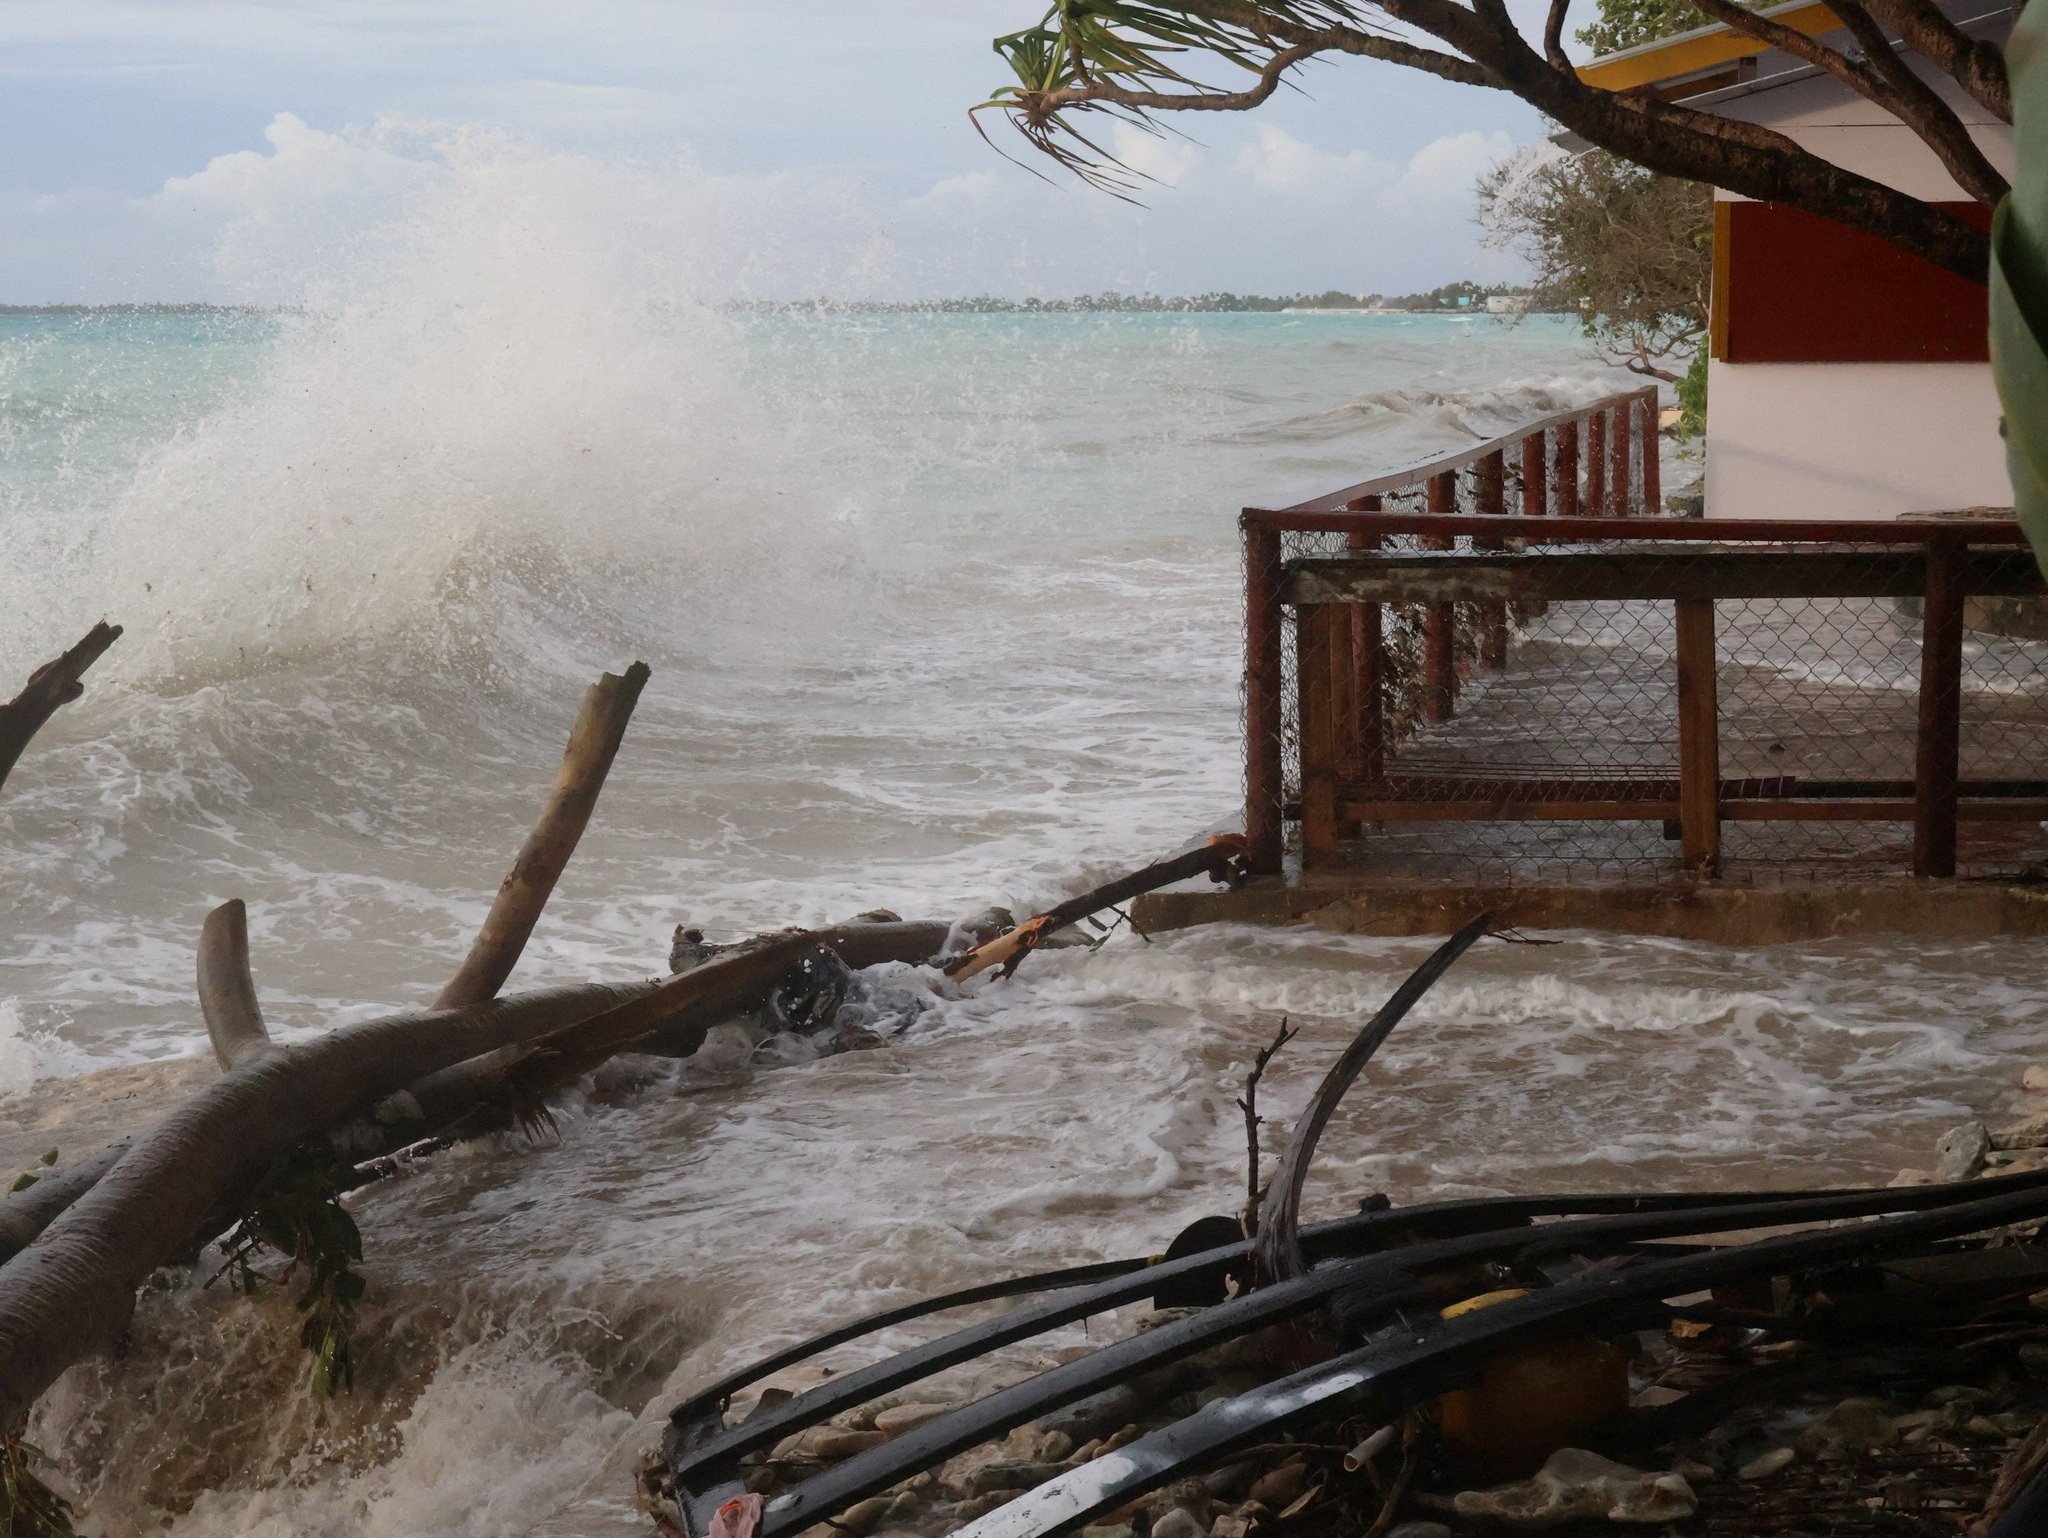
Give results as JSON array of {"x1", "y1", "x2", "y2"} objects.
[
  {"x1": 434, "y1": 662, "x2": 651, "y2": 1010},
  {"x1": 0, "y1": 623, "x2": 122, "y2": 798},
  {"x1": 0, "y1": 976, "x2": 660, "y2": 1428}
]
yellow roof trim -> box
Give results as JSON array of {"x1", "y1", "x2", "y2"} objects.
[{"x1": 1576, "y1": 1, "x2": 1839, "y2": 93}]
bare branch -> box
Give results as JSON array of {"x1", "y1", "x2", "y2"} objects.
[
  {"x1": 0, "y1": 622, "x2": 122, "y2": 798},
  {"x1": 1858, "y1": 0, "x2": 2010, "y2": 123},
  {"x1": 1237, "y1": 1018, "x2": 1298, "y2": 1237},
  {"x1": 1543, "y1": 0, "x2": 1572, "y2": 70},
  {"x1": 1832, "y1": 0, "x2": 2007, "y2": 203},
  {"x1": 435, "y1": 661, "x2": 651, "y2": 1010},
  {"x1": 1251, "y1": 913, "x2": 1491, "y2": 1285},
  {"x1": 197, "y1": 900, "x2": 273, "y2": 1070}
]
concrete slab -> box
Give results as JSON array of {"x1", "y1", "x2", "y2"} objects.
[{"x1": 1132, "y1": 873, "x2": 2048, "y2": 944}]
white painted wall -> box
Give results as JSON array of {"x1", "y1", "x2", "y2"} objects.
[
  {"x1": 1692, "y1": 33, "x2": 2012, "y2": 519},
  {"x1": 1703, "y1": 358, "x2": 2010, "y2": 518}
]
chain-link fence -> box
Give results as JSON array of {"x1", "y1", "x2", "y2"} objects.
[{"x1": 1241, "y1": 391, "x2": 2048, "y2": 885}]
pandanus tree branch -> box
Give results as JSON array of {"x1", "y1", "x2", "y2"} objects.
[
  {"x1": 979, "y1": 0, "x2": 2001, "y2": 281},
  {"x1": 0, "y1": 622, "x2": 121, "y2": 798}
]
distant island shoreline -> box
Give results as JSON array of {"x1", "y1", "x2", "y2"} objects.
[{"x1": 2, "y1": 283, "x2": 1544, "y2": 318}]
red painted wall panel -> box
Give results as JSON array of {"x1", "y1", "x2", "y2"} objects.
[{"x1": 1717, "y1": 200, "x2": 1991, "y2": 364}]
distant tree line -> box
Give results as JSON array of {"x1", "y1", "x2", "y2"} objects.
[{"x1": 744, "y1": 283, "x2": 1533, "y2": 316}]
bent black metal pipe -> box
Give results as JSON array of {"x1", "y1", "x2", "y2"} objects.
[
  {"x1": 680, "y1": 1167, "x2": 2048, "y2": 1538},
  {"x1": 945, "y1": 1176, "x2": 2048, "y2": 1538},
  {"x1": 666, "y1": 1182, "x2": 1907, "y2": 1483}
]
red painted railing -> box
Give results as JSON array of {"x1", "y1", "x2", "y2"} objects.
[{"x1": 1239, "y1": 387, "x2": 2043, "y2": 883}]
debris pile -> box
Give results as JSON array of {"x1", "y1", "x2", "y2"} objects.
[{"x1": 643, "y1": 925, "x2": 2048, "y2": 1538}]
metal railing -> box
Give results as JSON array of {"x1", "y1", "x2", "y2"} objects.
[{"x1": 1241, "y1": 387, "x2": 2048, "y2": 884}]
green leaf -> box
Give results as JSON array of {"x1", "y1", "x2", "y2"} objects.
[{"x1": 1995, "y1": 0, "x2": 2048, "y2": 574}]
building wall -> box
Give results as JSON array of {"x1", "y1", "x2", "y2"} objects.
[
  {"x1": 1703, "y1": 358, "x2": 2010, "y2": 519},
  {"x1": 1698, "y1": 53, "x2": 2011, "y2": 520}
]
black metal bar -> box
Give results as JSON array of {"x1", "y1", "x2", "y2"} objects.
[
  {"x1": 950, "y1": 1174, "x2": 2048, "y2": 1538},
  {"x1": 704, "y1": 1168, "x2": 2048, "y2": 1538}
]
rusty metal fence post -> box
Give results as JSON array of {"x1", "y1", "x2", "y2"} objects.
[
  {"x1": 1520, "y1": 431, "x2": 1547, "y2": 518},
  {"x1": 1914, "y1": 534, "x2": 1965, "y2": 878},
  {"x1": 1608, "y1": 402, "x2": 1631, "y2": 518},
  {"x1": 1346, "y1": 496, "x2": 1385, "y2": 786},
  {"x1": 1639, "y1": 390, "x2": 1662, "y2": 515},
  {"x1": 1475, "y1": 451, "x2": 1508, "y2": 669},
  {"x1": 1674, "y1": 598, "x2": 1721, "y2": 874},
  {"x1": 1423, "y1": 470, "x2": 1458, "y2": 723},
  {"x1": 1585, "y1": 410, "x2": 1607, "y2": 515},
  {"x1": 1243, "y1": 515, "x2": 1285, "y2": 875},
  {"x1": 1554, "y1": 420, "x2": 1580, "y2": 519}
]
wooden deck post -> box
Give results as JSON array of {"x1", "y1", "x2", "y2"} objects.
[
  {"x1": 1554, "y1": 419, "x2": 1580, "y2": 519},
  {"x1": 1423, "y1": 470, "x2": 1458, "y2": 723},
  {"x1": 1243, "y1": 517, "x2": 1286, "y2": 875},
  {"x1": 1674, "y1": 597, "x2": 1720, "y2": 875},
  {"x1": 1640, "y1": 391, "x2": 1662, "y2": 515},
  {"x1": 1345, "y1": 496, "x2": 1385, "y2": 786},
  {"x1": 1609, "y1": 403, "x2": 1631, "y2": 518},
  {"x1": 1474, "y1": 450, "x2": 1508, "y2": 669},
  {"x1": 1585, "y1": 409, "x2": 1607, "y2": 515},
  {"x1": 1520, "y1": 430, "x2": 1547, "y2": 518},
  {"x1": 1914, "y1": 534, "x2": 1966, "y2": 878},
  {"x1": 1296, "y1": 603, "x2": 1340, "y2": 865}
]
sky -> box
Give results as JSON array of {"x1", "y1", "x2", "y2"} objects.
[{"x1": 0, "y1": 1, "x2": 1558, "y2": 303}]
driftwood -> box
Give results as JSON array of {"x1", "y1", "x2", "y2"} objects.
[
  {"x1": 0, "y1": 622, "x2": 121, "y2": 797},
  {"x1": 198, "y1": 899, "x2": 272, "y2": 1069},
  {"x1": 0, "y1": 953, "x2": 674, "y2": 1430},
  {"x1": 0, "y1": 1143, "x2": 129, "y2": 1269},
  {"x1": 434, "y1": 662, "x2": 650, "y2": 1010},
  {"x1": 945, "y1": 836, "x2": 1246, "y2": 982}
]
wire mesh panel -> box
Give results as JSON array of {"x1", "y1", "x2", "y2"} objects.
[{"x1": 1242, "y1": 455, "x2": 2048, "y2": 888}]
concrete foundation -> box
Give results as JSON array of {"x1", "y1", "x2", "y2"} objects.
[{"x1": 1132, "y1": 873, "x2": 2048, "y2": 945}]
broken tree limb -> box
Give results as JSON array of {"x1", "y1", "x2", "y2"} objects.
[
  {"x1": 0, "y1": 919, "x2": 681, "y2": 1432},
  {"x1": 0, "y1": 1142, "x2": 129, "y2": 1268},
  {"x1": 0, "y1": 621, "x2": 122, "y2": 798},
  {"x1": 492, "y1": 921, "x2": 953, "y2": 1117},
  {"x1": 198, "y1": 899, "x2": 272, "y2": 1070},
  {"x1": 1237, "y1": 1018, "x2": 1296, "y2": 1238},
  {"x1": 944, "y1": 836, "x2": 1248, "y2": 982},
  {"x1": 1250, "y1": 912, "x2": 1492, "y2": 1286},
  {"x1": 435, "y1": 661, "x2": 652, "y2": 1011}
]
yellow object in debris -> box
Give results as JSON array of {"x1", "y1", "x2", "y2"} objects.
[{"x1": 1434, "y1": 1288, "x2": 1630, "y2": 1476}]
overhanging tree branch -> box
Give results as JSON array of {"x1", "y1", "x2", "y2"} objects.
[{"x1": 980, "y1": 0, "x2": 2003, "y2": 282}]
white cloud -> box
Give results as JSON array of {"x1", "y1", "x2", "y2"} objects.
[
  {"x1": 1386, "y1": 129, "x2": 1518, "y2": 210},
  {"x1": 1108, "y1": 123, "x2": 1203, "y2": 189},
  {"x1": 1236, "y1": 124, "x2": 1398, "y2": 196}
]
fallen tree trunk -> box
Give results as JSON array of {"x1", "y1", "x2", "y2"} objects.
[
  {"x1": 198, "y1": 898, "x2": 272, "y2": 1069},
  {"x1": 485, "y1": 920, "x2": 953, "y2": 1118},
  {"x1": 0, "y1": 910, "x2": 955, "y2": 1418},
  {"x1": 434, "y1": 662, "x2": 650, "y2": 1010},
  {"x1": 945, "y1": 836, "x2": 1246, "y2": 982},
  {"x1": 0, "y1": 959, "x2": 661, "y2": 1429},
  {"x1": 0, "y1": 1142, "x2": 129, "y2": 1269},
  {"x1": 0, "y1": 621, "x2": 122, "y2": 798}
]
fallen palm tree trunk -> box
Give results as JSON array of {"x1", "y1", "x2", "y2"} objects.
[
  {"x1": 944, "y1": 836, "x2": 1247, "y2": 982},
  {"x1": 0, "y1": 621, "x2": 121, "y2": 798},
  {"x1": 434, "y1": 662, "x2": 651, "y2": 1010},
  {"x1": 0, "y1": 1143, "x2": 129, "y2": 1269},
  {"x1": 0, "y1": 963, "x2": 667, "y2": 1431}
]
